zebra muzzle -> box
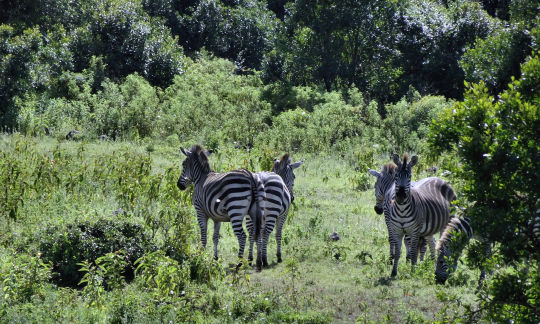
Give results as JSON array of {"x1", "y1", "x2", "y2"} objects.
[{"x1": 374, "y1": 205, "x2": 383, "y2": 215}]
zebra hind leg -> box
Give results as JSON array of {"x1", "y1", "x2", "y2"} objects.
[
  {"x1": 275, "y1": 215, "x2": 286, "y2": 263},
  {"x1": 245, "y1": 217, "x2": 255, "y2": 263}
]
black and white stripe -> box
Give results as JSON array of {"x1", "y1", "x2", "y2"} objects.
[
  {"x1": 369, "y1": 164, "x2": 431, "y2": 263},
  {"x1": 246, "y1": 154, "x2": 303, "y2": 266},
  {"x1": 387, "y1": 153, "x2": 456, "y2": 277},
  {"x1": 435, "y1": 217, "x2": 473, "y2": 284},
  {"x1": 177, "y1": 145, "x2": 266, "y2": 270}
]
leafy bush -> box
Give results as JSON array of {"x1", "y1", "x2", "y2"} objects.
[
  {"x1": 428, "y1": 55, "x2": 540, "y2": 322},
  {"x1": 383, "y1": 95, "x2": 452, "y2": 153},
  {"x1": 0, "y1": 250, "x2": 52, "y2": 304},
  {"x1": 39, "y1": 219, "x2": 156, "y2": 287},
  {"x1": 158, "y1": 57, "x2": 271, "y2": 148}
]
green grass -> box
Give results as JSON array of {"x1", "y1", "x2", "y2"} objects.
[{"x1": 0, "y1": 134, "x2": 482, "y2": 323}]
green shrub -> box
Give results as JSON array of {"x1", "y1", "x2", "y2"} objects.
[
  {"x1": 383, "y1": 95, "x2": 452, "y2": 153},
  {"x1": 428, "y1": 56, "x2": 540, "y2": 322},
  {"x1": 0, "y1": 249, "x2": 52, "y2": 305},
  {"x1": 39, "y1": 219, "x2": 156, "y2": 287}
]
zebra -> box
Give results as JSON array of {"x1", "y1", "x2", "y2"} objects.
[
  {"x1": 369, "y1": 163, "x2": 431, "y2": 263},
  {"x1": 434, "y1": 216, "x2": 473, "y2": 284},
  {"x1": 386, "y1": 153, "x2": 456, "y2": 277},
  {"x1": 176, "y1": 145, "x2": 266, "y2": 270},
  {"x1": 246, "y1": 154, "x2": 303, "y2": 266}
]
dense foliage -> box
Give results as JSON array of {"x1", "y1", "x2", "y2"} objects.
[{"x1": 428, "y1": 56, "x2": 540, "y2": 322}]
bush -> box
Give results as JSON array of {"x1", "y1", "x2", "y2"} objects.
[
  {"x1": 383, "y1": 95, "x2": 452, "y2": 153},
  {"x1": 0, "y1": 250, "x2": 52, "y2": 304},
  {"x1": 38, "y1": 219, "x2": 156, "y2": 287},
  {"x1": 428, "y1": 55, "x2": 540, "y2": 322}
]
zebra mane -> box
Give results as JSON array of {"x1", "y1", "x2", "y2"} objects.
[
  {"x1": 381, "y1": 162, "x2": 397, "y2": 174},
  {"x1": 281, "y1": 153, "x2": 291, "y2": 165},
  {"x1": 402, "y1": 153, "x2": 409, "y2": 170},
  {"x1": 190, "y1": 145, "x2": 211, "y2": 173},
  {"x1": 436, "y1": 217, "x2": 472, "y2": 250}
]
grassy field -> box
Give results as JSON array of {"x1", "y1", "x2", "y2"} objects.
[{"x1": 0, "y1": 134, "x2": 482, "y2": 323}]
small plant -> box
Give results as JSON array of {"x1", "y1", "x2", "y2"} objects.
[
  {"x1": 135, "y1": 251, "x2": 190, "y2": 301},
  {"x1": 0, "y1": 251, "x2": 52, "y2": 305}
]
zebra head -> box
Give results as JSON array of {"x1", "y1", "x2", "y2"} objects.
[
  {"x1": 435, "y1": 244, "x2": 451, "y2": 284},
  {"x1": 369, "y1": 162, "x2": 397, "y2": 215},
  {"x1": 392, "y1": 153, "x2": 418, "y2": 205},
  {"x1": 178, "y1": 145, "x2": 211, "y2": 190},
  {"x1": 272, "y1": 154, "x2": 303, "y2": 193}
]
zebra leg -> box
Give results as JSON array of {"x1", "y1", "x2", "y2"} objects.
[
  {"x1": 404, "y1": 234, "x2": 413, "y2": 262},
  {"x1": 275, "y1": 214, "x2": 287, "y2": 263},
  {"x1": 197, "y1": 213, "x2": 209, "y2": 249},
  {"x1": 229, "y1": 212, "x2": 247, "y2": 259},
  {"x1": 262, "y1": 226, "x2": 272, "y2": 267},
  {"x1": 212, "y1": 221, "x2": 221, "y2": 260},
  {"x1": 408, "y1": 234, "x2": 421, "y2": 270},
  {"x1": 246, "y1": 216, "x2": 255, "y2": 263},
  {"x1": 391, "y1": 231, "x2": 404, "y2": 277},
  {"x1": 427, "y1": 235, "x2": 436, "y2": 261}
]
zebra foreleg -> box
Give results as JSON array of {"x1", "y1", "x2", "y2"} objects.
[
  {"x1": 391, "y1": 231, "x2": 405, "y2": 277},
  {"x1": 212, "y1": 221, "x2": 221, "y2": 260},
  {"x1": 197, "y1": 213, "x2": 209, "y2": 250}
]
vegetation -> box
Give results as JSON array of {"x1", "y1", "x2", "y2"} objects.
[{"x1": 0, "y1": 0, "x2": 538, "y2": 322}]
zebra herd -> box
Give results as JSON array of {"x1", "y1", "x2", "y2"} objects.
[{"x1": 177, "y1": 145, "x2": 475, "y2": 282}]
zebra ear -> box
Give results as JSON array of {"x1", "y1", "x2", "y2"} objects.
[
  {"x1": 180, "y1": 147, "x2": 191, "y2": 156},
  {"x1": 410, "y1": 155, "x2": 418, "y2": 168},
  {"x1": 392, "y1": 153, "x2": 401, "y2": 167},
  {"x1": 291, "y1": 161, "x2": 303, "y2": 169},
  {"x1": 369, "y1": 169, "x2": 380, "y2": 178}
]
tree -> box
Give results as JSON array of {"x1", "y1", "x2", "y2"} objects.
[{"x1": 428, "y1": 56, "x2": 540, "y2": 322}]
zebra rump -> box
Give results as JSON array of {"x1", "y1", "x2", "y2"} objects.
[{"x1": 246, "y1": 153, "x2": 303, "y2": 265}]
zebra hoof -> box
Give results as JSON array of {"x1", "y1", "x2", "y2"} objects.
[
  {"x1": 391, "y1": 269, "x2": 397, "y2": 277},
  {"x1": 277, "y1": 255, "x2": 282, "y2": 263},
  {"x1": 235, "y1": 262, "x2": 243, "y2": 271},
  {"x1": 214, "y1": 255, "x2": 219, "y2": 261}
]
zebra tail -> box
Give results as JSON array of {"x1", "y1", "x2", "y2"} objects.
[{"x1": 250, "y1": 172, "x2": 266, "y2": 241}]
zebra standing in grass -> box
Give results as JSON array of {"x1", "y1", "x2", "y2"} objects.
[
  {"x1": 369, "y1": 163, "x2": 430, "y2": 263},
  {"x1": 246, "y1": 154, "x2": 303, "y2": 265},
  {"x1": 434, "y1": 217, "x2": 473, "y2": 284},
  {"x1": 387, "y1": 153, "x2": 456, "y2": 277},
  {"x1": 176, "y1": 145, "x2": 266, "y2": 270}
]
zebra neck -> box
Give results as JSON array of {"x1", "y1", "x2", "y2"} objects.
[
  {"x1": 193, "y1": 170, "x2": 211, "y2": 187},
  {"x1": 393, "y1": 195, "x2": 414, "y2": 211}
]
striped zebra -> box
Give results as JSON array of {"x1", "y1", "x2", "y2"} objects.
[
  {"x1": 387, "y1": 153, "x2": 456, "y2": 277},
  {"x1": 176, "y1": 145, "x2": 266, "y2": 270},
  {"x1": 435, "y1": 216, "x2": 473, "y2": 284},
  {"x1": 369, "y1": 163, "x2": 431, "y2": 263},
  {"x1": 246, "y1": 154, "x2": 303, "y2": 266}
]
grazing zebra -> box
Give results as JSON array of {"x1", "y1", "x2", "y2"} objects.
[
  {"x1": 369, "y1": 164, "x2": 431, "y2": 263},
  {"x1": 246, "y1": 154, "x2": 303, "y2": 265},
  {"x1": 435, "y1": 217, "x2": 473, "y2": 284},
  {"x1": 176, "y1": 145, "x2": 266, "y2": 270},
  {"x1": 386, "y1": 153, "x2": 456, "y2": 277}
]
